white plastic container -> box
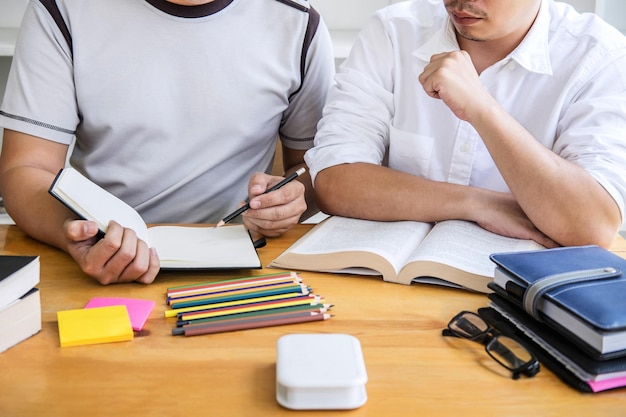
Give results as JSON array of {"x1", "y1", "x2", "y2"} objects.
[{"x1": 276, "y1": 333, "x2": 368, "y2": 410}]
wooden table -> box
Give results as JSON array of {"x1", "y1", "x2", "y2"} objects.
[{"x1": 0, "y1": 224, "x2": 624, "y2": 416}]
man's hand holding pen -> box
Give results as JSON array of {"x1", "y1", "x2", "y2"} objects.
[{"x1": 219, "y1": 168, "x2": 307, "y2": 238}]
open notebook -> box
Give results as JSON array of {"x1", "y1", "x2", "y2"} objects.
[{"x1": 49, "y1": 167, "x2": 261, "y2": 270}]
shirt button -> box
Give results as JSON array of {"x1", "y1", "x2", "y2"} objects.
[
  {"x1": 460, "y1": 144, "x2": 471, "y2": 153},
  {"x1": 506, "y1": 62, "x2": 516, "y2": 71}
]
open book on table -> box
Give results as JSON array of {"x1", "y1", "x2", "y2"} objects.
[
  {"x1": 49, "y1": 167, "x2": 261, "y2": 270},
  {"x1": 269, "y1": 216, "x2": 544, "y2": 293}
]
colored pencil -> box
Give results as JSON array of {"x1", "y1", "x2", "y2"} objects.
[
  {"x1": 176, "y1": 295, "x2": 325, "y2": 321},
  {"x1": 176, "y1": 304, "x2": 333, "y2": 327},
  {"x1": 180, "y1": 310, "x2": 322, "y2": 332},
  {"x1": 172, "y1": 312, "x2": 331, "y2": 336},
  {"x1": 167, "y1": 278, "x2": 302, "y2": 303},
  {"x1": 169, "y1": 284, "x2": 311, "y2": 308},
  {"x1": 166, "y1": 272, "x2": 301, "y2": 298},
  {"x1": 165, "y1": 271, "x2": 332, "y2": 338},
  {"x1": 167, "y1": 279, "x2": 304, "y2": 303},
  {"x1": 164, "y1": 293, "x2": 322, "y2": 318}
]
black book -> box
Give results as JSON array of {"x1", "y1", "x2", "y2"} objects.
[
  {"x1": 484, "y1": 292, "x2": 626, "y2": 392},
  {"x1": 0, "y1": 255, "x2": 40, "y2": 309}
]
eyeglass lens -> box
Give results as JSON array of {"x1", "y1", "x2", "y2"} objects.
[
  {"x1": 446, "y1": 311, "x2": 539, "y2": 379},
  {"x1": 486, "y1": 335, "x2": 533, "y2": 370},
  {"x1": 448, "y1": 312, "x2": 488, "y2": 339}
]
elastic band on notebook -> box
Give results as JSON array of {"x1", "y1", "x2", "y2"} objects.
[{"x1": 523, "y1": 267, "x2": 621, "y2": 320}]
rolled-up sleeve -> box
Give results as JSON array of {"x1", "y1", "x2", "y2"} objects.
[
  {"x1": 554, "y1": 52, "x2": 626, "y2": 227},
  {"x1": 305, "y1": 14, "x2": 395, "y2": 183}
]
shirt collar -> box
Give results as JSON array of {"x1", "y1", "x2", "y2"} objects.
[
  {"x1": 509, "y1": 0, "x2": 553, "y2": 76},
  {"x1": 413, "y1": 0, "x2": 553, "y2": 76}
]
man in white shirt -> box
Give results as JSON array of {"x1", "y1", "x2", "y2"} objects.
[{"x1": 305, "y1": 0, "x2": 626, "y2": 248}]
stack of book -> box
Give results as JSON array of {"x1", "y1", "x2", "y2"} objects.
[
  {"x1": 165, "y1": 272, "x2": 332, "y2": 337},
  {"x1": 0, "y1": 255, "x2": 41, "y2": 353},
  {"x1": 484, "y1": 245, "x2": 626, "y2": 392}
]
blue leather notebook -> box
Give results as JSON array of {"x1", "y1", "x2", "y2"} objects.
[{"x1": 489, "y1": 245, "x2": 626, "y2": 359}]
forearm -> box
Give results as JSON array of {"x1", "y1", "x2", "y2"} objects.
[
  {"x1": 0, "y1": 130, "x2": 75, "y2": 252},
  {"x1": 1, "y1": 165, "x2": 76, "y2": 251},
  {"x1": 470, "y1": 103, "x2": 621, "y2": 247},
  {"x1": 314, "y1": 163, "x2": 476, "y2": 222}
]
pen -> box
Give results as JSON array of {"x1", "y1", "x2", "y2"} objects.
[{"x1": 215, "y1": 167, "x2": 306, "y2": 227}]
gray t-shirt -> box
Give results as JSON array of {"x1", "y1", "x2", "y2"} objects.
[{"x1": 0, "y1": 0, "x2": 335, "y2": 223}]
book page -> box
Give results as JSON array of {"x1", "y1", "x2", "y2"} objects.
[
  {"x1": 408, "y1": 220, "x2": 544, "y2": 277},
  {"x1": 147, "y1": 225, "x2": 261, "y2": 269},
  {"x1": 284, "y1": 216, "x2": 432, "y2": 273}
]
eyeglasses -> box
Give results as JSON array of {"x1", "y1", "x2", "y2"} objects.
[{"x1": 442, "y1": 310, "x2": 540, "y2": 380}]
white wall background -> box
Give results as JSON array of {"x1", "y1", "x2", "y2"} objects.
[{"x1": 1, "y1": 0, "x2": 624, "y2": 98}]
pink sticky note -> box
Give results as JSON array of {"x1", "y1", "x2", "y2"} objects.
[{"x1": 85, "y1": 297, "x2": 155, "y2": 331}]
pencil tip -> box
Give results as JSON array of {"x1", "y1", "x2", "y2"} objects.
[{"x1": 215, "y1": 220, "x2": 225, "y2": 228}]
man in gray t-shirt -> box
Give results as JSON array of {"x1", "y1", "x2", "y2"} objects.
[{"x1": 0, "y1": 0, "x2": 335, "y2": 285}]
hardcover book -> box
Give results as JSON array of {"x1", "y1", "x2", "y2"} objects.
[
  {"x1": 489, "y1": 245, "x2": 626, "y2": 359},
  {"x1": 0, "y1": 288, "x2": 41, "y2": 353},
  {"x1": 0, "y1": 255, "x2": 39, "y2": 310},
  {"x1": 488, "y1": 292, "x2": 626, "y2": 383}
]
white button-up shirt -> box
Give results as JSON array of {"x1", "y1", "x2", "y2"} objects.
[{"x1": 306, "y1": 0, "x2": 626, "y2": 226}]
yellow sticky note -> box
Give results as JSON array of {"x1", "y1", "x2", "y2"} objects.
[{"x1": 57, "y1": 305, "x2": 134, "y2": 347}]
